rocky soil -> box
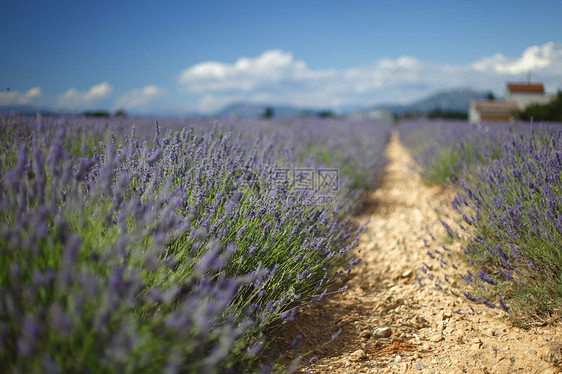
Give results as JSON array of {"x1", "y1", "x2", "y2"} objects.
[{"x1": 272, "y1": 131, "x2": 562, "y2": 373}]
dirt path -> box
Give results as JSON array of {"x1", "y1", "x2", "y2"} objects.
[{"x1": 274, "y1": 131, "x2": 562, "y2": 373}]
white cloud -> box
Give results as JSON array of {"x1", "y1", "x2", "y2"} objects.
[
  {"x1": 0, "y1": 91, "x2": 17, "y2": 106},
  {"x1": 4, "y1": 42, "x2": 560, "y2": 115},
  {"x1": 472, "y1": 42, "x2": 561, "y2": 75},
  {"x1": 0, "y1": 86, "x2": 43, "y2": 106},
  {"x1": 115, "y1": 85, "x2": 167, "y2": 109},
  {"x1": 20, "y1": 87, "x2": 42, "y2": 104},
  {"x1": 57, "y1": 81, "x2": 113, "y2": 109},
  {"x1": 180, "y1": 49, "x2": 336, "y2": 94},
  {"x1": 176, "y1": 43, "x2": 562, "y2": 112},
  {"x1": 85, "y1": 82, "x2": 112, "y2": 100}
]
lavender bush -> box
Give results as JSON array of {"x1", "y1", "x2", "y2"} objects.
[
  {"x1": 398, "y1": 120, "x2": 512, "y2": 185},
  {"x1": 400, "y1": 119, "x2": 562, "y2": 320},
  {"x1": 0, "y1": 114, "x2": 389, "y2": 372}
]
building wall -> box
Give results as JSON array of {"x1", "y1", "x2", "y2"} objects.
[
  {"x1": 468, "y1": 103, "x2": 480, "y2": 123},
  {"x1": 468, "y1": 100, "x2": 515, "y2": 123},
  {"x1": 506, "y1": 92, "x2": 553, "y2": 110},
  {"x1": 480, "y1": 113, "x2": 512, "y2": 121}
]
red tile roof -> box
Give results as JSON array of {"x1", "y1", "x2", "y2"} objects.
[{"x1": 506, "y1": 83, "x2": 544, "y2": 93}]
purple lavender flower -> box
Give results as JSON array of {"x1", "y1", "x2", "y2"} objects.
[
  {"x1": 49, "y1": 303, "x2": 72, "y2": 338},
  {"x1": 498, "y1": 294, "x2": 510, "y2": 312},
  {"x1": 331, "y1": 328, "x2": 342, "y2": 341},
  {"x1": 291, "y1": 334, "x2": 303, "y2": 349},
  {"x1": 477, "y1": 270, "x2": 497, "y2": 285},
  {"x1": 462, "y1": 291, "x2": 479, "y2": 302},
  {"x1": 481, "y1": 296, "x2": 496, "y2": 309}
]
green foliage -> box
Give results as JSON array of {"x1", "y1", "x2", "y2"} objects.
[
  {"x1": 114, "y1": 109, "x2": 128, "y2": 117},
  {"x1": 82, "y1": 110, "x2": 111, "y2": 117},
  {"x1": 422, "y1": 147, "x2": 460, "y2": 185},
  {"x1": 428, "y1": 108, "x2": 468, "y2": 120},
  {"x1": 318, "y1": 110, "x2": 335, "y2": 118},
  {"x1": 262, "y1": 107, "x2": 274, "y2": 119}
]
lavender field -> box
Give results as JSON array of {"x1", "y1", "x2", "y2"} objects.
[
  {"x1": 3, "y1": 113, "x2": 562, "y2": 373},
  {"x1": 0, "y1": 114, "x2": 390, "y2": 373},
  {"x1": 399, "y1": 120, "x2": 562, "y2": 323}
]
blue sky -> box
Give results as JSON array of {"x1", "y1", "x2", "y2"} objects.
[{"x1": 1, "y1": 0, "x2": 561, "y2": 115}]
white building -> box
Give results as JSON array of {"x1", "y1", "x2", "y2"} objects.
[
  {"x1": 350, "y1": 108, "x2": 393, "y2": 122},
  {"x1": 505, "y1": 82, "x2": 554, "y2": 110},
  {"x1": 469, "y1": 82, "x2": 555, "y2": 123},
  {"x1": 367, "y1": 108, "x2": 393, "y2": 122},
  {"x1": 468, "y1": 100, "x2": 519, "y2": 122}
]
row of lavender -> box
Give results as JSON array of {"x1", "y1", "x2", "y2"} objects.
[
  {"x1": 399, "y1": 120, "x2": 562, "y2": 321},
  {"x1": 0, "y1": 114, "x2": 389, "y2": 373}
]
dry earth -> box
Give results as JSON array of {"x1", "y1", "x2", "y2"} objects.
[{"x1": 271, "y1": 131, "x2": 562, "y2": 373}]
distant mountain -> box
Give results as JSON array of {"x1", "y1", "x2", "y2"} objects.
[
  {"x1": 215, "y1": 102, "x2": 326, "y2": 119},
  {"x1": 214, "y1": 89, "x2": 495, "y2": 118},
  {"x1": 0, "y1": 88, "x2": 494, "y2": 118},
  {"x1": 376, "y1": 88, "x2": 492, "y2": 114},
  {"x1": 0, "y1": 105, "x2": 64, "y2": 116},
  {"x1": 215, "y1": 103, "x2": 265, "y2": 118}
]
